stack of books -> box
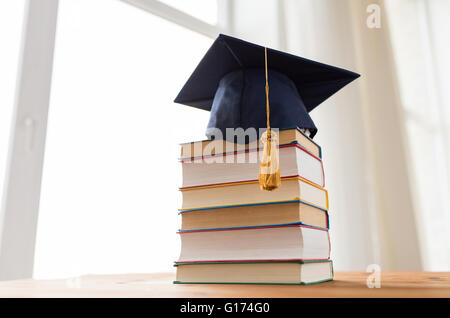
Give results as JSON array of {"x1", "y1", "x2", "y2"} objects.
[{"x1": 174, "y1": 128, "x2": 332, "y2": 285}]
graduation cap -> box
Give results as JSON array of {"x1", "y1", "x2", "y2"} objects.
[
  {"x1": 175, "y1": 34, "x2": 359, "y2": 191},
  {"x1": 174, "y1": 33, "x2": 360, "y2": 140}
]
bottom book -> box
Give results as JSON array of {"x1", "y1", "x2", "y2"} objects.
[{"x1": 174, "y1": 260, "x2": 333, "y2": 285}]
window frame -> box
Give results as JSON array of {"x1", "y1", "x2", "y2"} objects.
[{"x1": 0, "y1": 0, "x2": 230, "y2": 280}]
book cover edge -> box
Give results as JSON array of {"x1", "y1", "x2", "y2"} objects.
[{"x1": 178, "y1": 126, "x2": 322, "y2": 156}]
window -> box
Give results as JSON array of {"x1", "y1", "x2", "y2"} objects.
[
  {"x1": 34, "y1": 0, "x2": 213, "y2": 278},
  {"x1": 0, "y1": 1, "x2": 25, "y2": 203},
  {"x1": 160, "y1": 0, "x2": 218, "y2": 24}
]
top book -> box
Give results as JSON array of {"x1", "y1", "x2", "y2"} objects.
[{"x1": 180, "y1": 127, "x2": 322, "y2": 160}]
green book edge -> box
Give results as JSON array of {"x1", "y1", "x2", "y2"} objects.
[
  {"x1": 173, "y1": 278, "x2": 333, "y2": 286},
  {"x1": 173, "y1": 260, "x2": 333, "y2": 285}
]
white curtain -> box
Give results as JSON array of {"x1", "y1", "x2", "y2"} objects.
[
  {"x1": 231, "y1": 0, "x2": 450, "y2": 270},
  {"x1": 385, "y1": 0, "x2": 450, "y2": 270}
]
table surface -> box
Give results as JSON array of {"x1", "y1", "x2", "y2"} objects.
[{"x1": 1, "y1": 271, "x2": 449, "y2": 298}]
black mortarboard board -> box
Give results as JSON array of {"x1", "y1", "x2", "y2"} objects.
[{"x1": 174, "y1": 34, "x2": 360, "y2": 139}]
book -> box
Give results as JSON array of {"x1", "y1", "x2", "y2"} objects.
[
  {"x1": 174, "y1": 260, "x2": 333, "y2": 285},
  {"x1": 180, "y1": 127, "x2": 322, "y2": 160},
  {"x1": 181, "y1": 143, "x2": 324, "y2": 188},
  {"x1": 180, "y1": 176, "x2": 329, "y2": 211},
  {"x1": 176, "y1": 224, "x2": 330, "y2": 263},
  {"x1": 180, "y1": 200, "x2": 328, "y2": 231}
]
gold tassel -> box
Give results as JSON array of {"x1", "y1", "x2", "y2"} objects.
[{"x1": 259, "y1": 47, "x2": 281, "y2": 191}]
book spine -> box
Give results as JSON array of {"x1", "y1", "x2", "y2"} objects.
[{"x1": 176, "y1": 223, "x2": 329, "y2": 234}]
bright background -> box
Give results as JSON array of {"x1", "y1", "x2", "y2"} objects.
[
  {"x1": 0, "y1": 0, "x2": 449, "y2": 279},
  {"x1": 0, "y1": 0, "x2": 26, "y2": 221},
  {"x1": 34, "y1": 0, "x2": 212, "y2": 278}
]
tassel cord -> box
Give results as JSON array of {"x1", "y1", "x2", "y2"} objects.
[
  {"x1": 258, "y1": 47, "x2": 281, "y2": 191},
  {"x1": 264, "y1": 47, "x2": 271, "y2": 157}
]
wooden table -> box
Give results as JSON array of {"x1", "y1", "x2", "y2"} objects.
[{"x1": 0, "y1": 272, "x2": 449, "y2": 298}]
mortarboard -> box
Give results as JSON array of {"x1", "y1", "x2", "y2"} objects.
[{"x1": 174, "y1": 34, "x2": 360, "y2": 140}]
